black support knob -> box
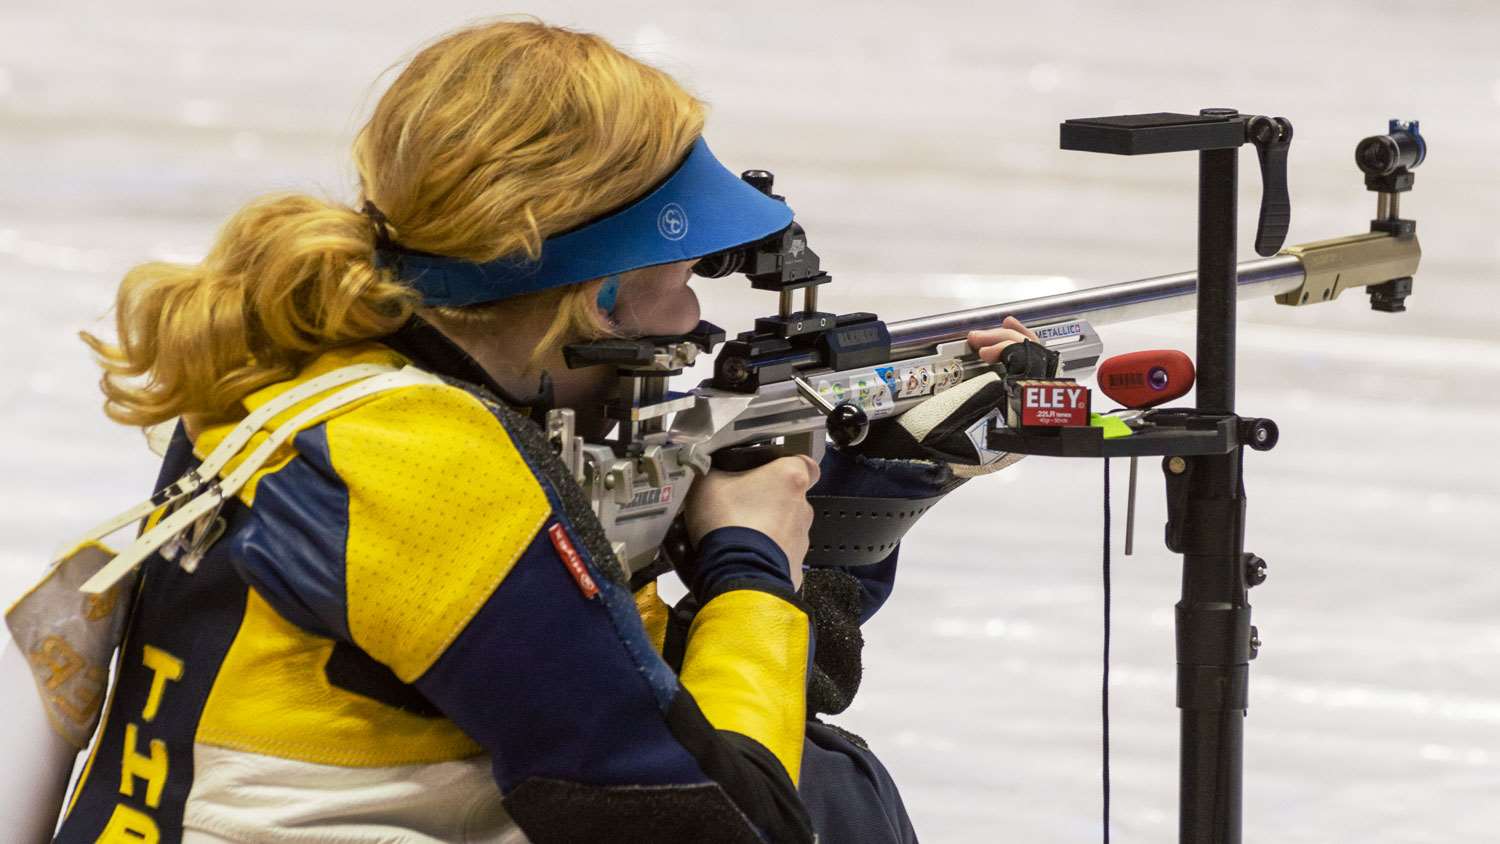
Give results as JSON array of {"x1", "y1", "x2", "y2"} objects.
[
  {"x1": 827, "y1": 401, "x2": 869, "y2": 449},
  {"x1": 1243, "y1": 553, "x2": 1268, "y2": 588},
  {"x1": 1240, "y1": 417, "x2": 1279, "y2": 451}
]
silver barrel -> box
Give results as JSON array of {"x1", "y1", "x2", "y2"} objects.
[{"x1": 886, "y1": 254, "x2": 1306, "y2": 357}]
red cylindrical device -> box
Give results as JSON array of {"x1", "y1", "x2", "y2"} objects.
[{"x1": 1096, "y1": 350, "x2": 1195, "y2": 408}]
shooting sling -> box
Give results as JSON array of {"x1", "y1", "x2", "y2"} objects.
[{"x1": 5, "y1": 364, "x2": 442, "y2": 747}]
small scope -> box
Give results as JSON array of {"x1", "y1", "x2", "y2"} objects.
[{"x1": 1356, "y1": 119, "x2": 1425, "y2": 177}]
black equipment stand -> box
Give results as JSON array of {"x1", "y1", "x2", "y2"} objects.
[{"x1": 989, "y1": 109, "x2": 1294, "y2": 844}]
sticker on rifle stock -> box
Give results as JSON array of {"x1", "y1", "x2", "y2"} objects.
[
  {"x1": 854, "y1": 375, "x2": 892, "y2": 411},
  {"x1": 934, "y1": 359, "x2": 964, "y2": 392},
  {"x1": 819, "y1": 374, "x2": 895, "y2": 418},
  {"x1": 897, "y1": 364, "x2": 935, "y2": 399}
]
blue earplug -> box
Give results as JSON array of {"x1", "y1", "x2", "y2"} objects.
[{"x1": 596, "y1": 273, "x2": 620, "y2": 314}]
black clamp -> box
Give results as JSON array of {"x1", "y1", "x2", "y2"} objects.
[
  {"x1": 1059, "y1": 110, "x2": 1294, "y2": 258},
  {"x1": 1160, "y1": 414, "x2": 1276, "y2": 555},
  {"x1": 1247, "y1": 116, "x2": 1293, "y2": 257}
]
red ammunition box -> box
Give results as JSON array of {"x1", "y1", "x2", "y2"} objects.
[{"x1": 1007, "y1": 379, "x2": 1092, "y2": 428}]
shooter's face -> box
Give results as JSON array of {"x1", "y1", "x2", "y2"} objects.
[{"x1": 611, "y1": 259, "x2": 702, "y2": 337}]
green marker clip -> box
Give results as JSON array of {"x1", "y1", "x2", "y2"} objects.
[{"x1": 1090, "y1": 412, "x2": 1133, "y2": 439}]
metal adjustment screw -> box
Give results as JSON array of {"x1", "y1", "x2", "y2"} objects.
[
  {"x1": 1248, "y1": 625, "x2": 1262, "y2": 660},
  {"x1": 1239, "y1": 417, "x2": 1279, "y2": 451},
  {"x1": 1167, "y1": 456, "x2": 1188, "y2": 475},
  {"x1": 721, "y1": 357, "x2": 750, "y2": 386},
  {"x1": 1243, "y1": 553, "x2": 1268, "y2": 587}
]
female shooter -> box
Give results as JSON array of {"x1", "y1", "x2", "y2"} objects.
[{"x1": 35, "y1": 19, "x2": 1039, "y2": 843}]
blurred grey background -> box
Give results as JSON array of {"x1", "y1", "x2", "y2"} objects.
[{"x1": 2, "y1": 1, "x2": 1497, "y2": 840}]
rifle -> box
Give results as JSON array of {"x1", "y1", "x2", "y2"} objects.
[
  {"x1": 552, "y1": 111, "x2": 1424, "y2": 844},
  {"x1": 550, "y1": 114, "x2": 1422, "y2": 589}
]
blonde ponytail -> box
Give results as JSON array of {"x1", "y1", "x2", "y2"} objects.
[{"x1": 82, "y1": 195, "x2": 415, "y2": 427}]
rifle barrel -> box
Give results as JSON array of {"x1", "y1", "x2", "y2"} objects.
[{"x1": 886, "y1": 254, "x2": 1304, "y2": 357}]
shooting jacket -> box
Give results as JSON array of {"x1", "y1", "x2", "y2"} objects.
[{"x1": 54, "y1": 333, "x2": 816, "y2": 843}]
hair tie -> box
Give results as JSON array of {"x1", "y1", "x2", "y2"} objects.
[{"x1": 361, "y1": 200, "x2": 395, "y2": 247}]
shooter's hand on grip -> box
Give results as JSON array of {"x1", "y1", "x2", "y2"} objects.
[{"x1": 683, "y1": 455, "x2": 820, "y2": 593}]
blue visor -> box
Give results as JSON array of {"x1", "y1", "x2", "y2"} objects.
[{"x1": 376, "y1": 138, "x2": 794, "y2": 307}]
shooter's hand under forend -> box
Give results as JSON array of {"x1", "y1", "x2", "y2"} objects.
[
  {"x1": 970, "y1": 317, "x2": 1060, "y2": 379},
  {"x1": 967, "y1": 315, "x2": 1042, "y2": 363}
]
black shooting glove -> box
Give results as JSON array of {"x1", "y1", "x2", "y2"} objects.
[{"x1": 999, "y1": 337, "x2": 1060, "y2": 380}]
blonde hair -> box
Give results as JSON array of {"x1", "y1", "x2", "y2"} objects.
[{"x1": 85, "y1": 18, "x2": 706, "y2": 427}]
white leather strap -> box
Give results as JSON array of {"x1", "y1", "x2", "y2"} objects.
[
  {"x1": 64, "y1": 363, "x2": 401, "y2": 555},
  {"x1": 78, "y1": 366, "x2": 444, "y2": 594}
]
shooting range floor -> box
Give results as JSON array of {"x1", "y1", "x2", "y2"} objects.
[{"x1": 3, "y1": 1, "x2": 1497, "y2": 840}]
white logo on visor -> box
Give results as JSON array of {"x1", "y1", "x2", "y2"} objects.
[{"x1": 657, "y1": 203, "x2": 688, "y2": 241}]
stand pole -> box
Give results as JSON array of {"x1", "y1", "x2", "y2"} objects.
[
  {"x1": 1177, "y1": 115, "x2": 1251, "y2": 844},
  {"x1": 1197, "y1": 141, "x2": 1238, "y2": 413}
]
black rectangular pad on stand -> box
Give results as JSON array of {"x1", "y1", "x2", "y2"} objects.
[{"x1": 1061, "y1": 112, "x2": 1243, "y2": 155}]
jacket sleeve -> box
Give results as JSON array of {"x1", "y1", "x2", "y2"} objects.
[
  {"x1": 230, "y1": 384, "x2": 814, "y2": 843},
  {"x1": 809, "y1": 446, "x2": 956, "y2": 623}
]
